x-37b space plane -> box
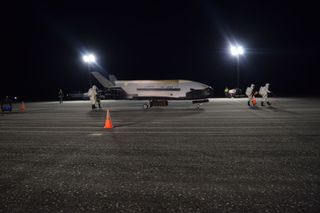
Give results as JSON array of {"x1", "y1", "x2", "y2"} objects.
[{"x1": 91, "y1": 72, "x2": 214, "y2": 109}]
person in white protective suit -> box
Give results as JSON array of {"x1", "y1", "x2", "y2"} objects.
[
  {"x1": 259, "y1": 83, "x2": 271, "y2": 106},
  {"x1": 245, "y1": 84, "x2": 256, "y2": 106},
  {"x1": 88, "y1": 85, "x2": 98, "y2": 109}
]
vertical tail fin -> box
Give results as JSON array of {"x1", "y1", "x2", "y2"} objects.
[
  {"x1": 91, "y1": 72, "x2": 115, "y2": 88},
  {"x1": 109, "y1": 75, "x2": 117, "y2": 84}
]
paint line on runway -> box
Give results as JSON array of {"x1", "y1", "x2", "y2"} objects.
[
  {"x1": 0, "y1": 130, "x2": 319, "y2": 136},
  {"x1": 0, "y1": 126, "x2": 318, "y2": 130}
]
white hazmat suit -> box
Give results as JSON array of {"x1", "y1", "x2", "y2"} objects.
[
  {"x1": 259, "y1": 83, "x2": 271, "y2": 106},
  {"x1": 88, "y1": 85, "x2": 98, "y2": 109},
  {"x1": 245, "y1": 84, "x2": 256, "y2": 106}
]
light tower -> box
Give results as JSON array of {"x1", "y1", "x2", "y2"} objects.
[
  {"x1": 82, "y1": 54, "x2": 96, "y2": 87},
  {"x1": 229, "y1": 45, "x2": 245, "y2": 88}
]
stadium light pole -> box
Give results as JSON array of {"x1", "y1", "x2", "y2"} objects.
[
  {"x1": 82, "y1": 54, "x2": 96, "y2": 87},
  {"x1": 229, "y1": 45, "x2": 244, "y2": 89}
]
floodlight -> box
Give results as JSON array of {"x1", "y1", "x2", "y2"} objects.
[
  {"x1": 88, "y1": 54, "x2": 95, "y2": 62},
  {"x1": 230, "y1": 45, "x2": 244, "y2": 56},
  {"x1": 83, "y1": 54, "x2": 96, "y2": 63},
  {"x1": 229, "y1": 43, "x2": 245, "y2": 88},
  {"x1": 83, "y1": 55, "x2": 89, "y2": 63}
]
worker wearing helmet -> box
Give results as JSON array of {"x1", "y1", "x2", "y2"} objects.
[
  {"x1": 88, "y1": 85, "x2": 98, "y2": 110},
  {"x1": 259, "y1": 83, "x2": 272, "y2": 106},
  {"x1": 1, "y1": 96, "x2": 13, "y2": 112},
  {"x1": 58, "y1": 89, "x2": 64, "y2": 104},
  {"x1": 96, "y1": 88, "x2": 102, "y2": 109},
  {"x1": 245, "y1": 84, "x2": 256, "y2": 106}
]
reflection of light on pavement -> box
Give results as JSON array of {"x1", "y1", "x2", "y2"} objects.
[{"x1": 89, "y1": 133, "x2": 103, "y2": 136}]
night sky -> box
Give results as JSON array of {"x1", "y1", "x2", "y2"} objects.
[{"x1": 2, "y1": 1, "x2": 320, "y2": 100}]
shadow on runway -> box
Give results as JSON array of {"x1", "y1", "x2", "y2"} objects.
[
  {"x1": 249, "y1": 106, "x2": 262, "y2": 110},
  {"x1": 86, "y1": 106, "x2": 205, "y2": 127},
  {"x1": 264, "y1": 106, "x2": 300, "y2": 115},
  {"x1": 113, "y1": 122, "x2": 143, "y2": 128},
  {"x1": 88, "y1": 107, "x2": 205, "y2": 114},
  {"x1": 142, "y1": 107, "x2": 205, "y2": 112}
]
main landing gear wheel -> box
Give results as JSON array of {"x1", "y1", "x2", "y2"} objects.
[
  {"x1": 196, "y1": 104, "x2": 202, "y2": 110},
  {"x1": 143, "y1": 103, "x2": 150, "y2": 110}
]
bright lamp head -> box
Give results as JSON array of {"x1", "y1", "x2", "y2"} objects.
[
  {"x1": 230, "y1": 45, "x2": 245, "y2": 56},
  {"x1": 83, "y1": 55, "x2": 89, "y2": 63},
  {"x1": 83, "y1": 54, "x2": 96, "y2": 63},
  {"x1": 230, "y1": 46, "x2": 238, "y2": 56},
  {"x1": 237, "y1": 46, "x2": 244, "y2": 55},
  {"x1": 88, "y1": 54, "x2": 95, "y2": 62}
]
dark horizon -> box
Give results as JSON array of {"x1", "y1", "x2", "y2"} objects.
[{"x1": 2, "y1": 0, "x2": 320, "y2": 100}]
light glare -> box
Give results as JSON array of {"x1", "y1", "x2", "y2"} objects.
[
  {"x1": 238, "y1": 46, "x2": 244, "y2": 54},
  {"x1": 83, "y1": 53, "x2": 96, "y2": 63},
  {"x1": 83, "y1": 55, "x2": 89, "y2": 62},
  {"x1": 230, "y1": 46, "x2": 237, "y2": 56},
  {"x1": 89, "y1": 54, "x2": 96, "y2": 62},
  {"x1": 229, "y1": 45, "x2": 245, "y2": 56}
]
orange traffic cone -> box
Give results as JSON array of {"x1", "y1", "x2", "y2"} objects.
[
  {"x1": 20, "y1": 101, "x2": 26, "y2": 112},
  {"x1": 104, "y1": 109, "x2": 113, "y2": 129}
]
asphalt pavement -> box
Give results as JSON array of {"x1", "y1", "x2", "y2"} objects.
[{"x1": 0, "y1": 98, "x2": 320, "y2": 212}]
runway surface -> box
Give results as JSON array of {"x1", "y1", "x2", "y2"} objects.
[{"x1": 1, "y1": 98, "x2": 320, "y2": 212}]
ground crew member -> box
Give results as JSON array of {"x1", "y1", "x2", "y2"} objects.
[
  {"x1": 245, "y1": 84, "x2": 256, "y2": 106},
  {"x1": 96, "y1": 88, "x2": 102, "y2": 109},
  {"x1": 1, "y1": 96, "x2": 13, "y2": 112},
  {"x1": 224, "y1": 87, "x2": 229, "y2": 97},
  {"x1": 259, "y1": 83, "x2": 272, "y2": 106},
  {"x1": 88, "y1": 85, "x2": 98, "y2": 110},
  {"x1": 58, "y1": 89, "x2": 64, "y2": 104}
]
